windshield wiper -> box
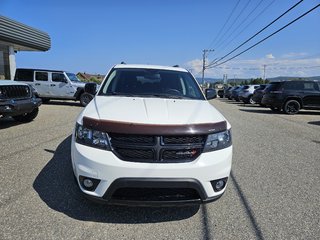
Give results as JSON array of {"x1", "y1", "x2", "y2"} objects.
[{"x1": 109, "y1": 92, "x2": 136, "y2": 97}]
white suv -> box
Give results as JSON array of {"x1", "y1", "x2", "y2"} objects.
[
  {"x1": 71, "y1": 64, "x2": 232, "y2": 205},
  {"x1": 14, "y1": 68, "x2": 92, "y2": 106}
]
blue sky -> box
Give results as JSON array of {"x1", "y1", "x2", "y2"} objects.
[{"x1": 1, "y1": 0, "x2": 320, "y2": 78}]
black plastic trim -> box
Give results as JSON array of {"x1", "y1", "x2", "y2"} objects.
[{"x1": 80, "y1": 177, "x2": 223, "y2": 206}]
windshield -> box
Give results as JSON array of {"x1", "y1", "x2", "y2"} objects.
[
  {"x1": 66, "y1": 72, "x2": 81, "y2": 82},
  {"x1": 99, "y1": 68, "x2": 205, "y2": 100}
]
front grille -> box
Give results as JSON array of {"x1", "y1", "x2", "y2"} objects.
[
  {"x1": 162, "y1": 148, "x2": 202, "y2": 161},
  {"x1": 112, "y1": 188, "x2": 201, "y2": 201},
  {"x1": 109, "y1": 133, "x2": 206, "y2": 163},
  {"x1": 0, "y1": 85, "x2": 31, "y2": 100},
  {"x1": 109, "y1": 133, "x2": 155, "y2": 145},
  {"x1": 163, "y1": 135, "x2": 205, "y2": 145},
  {"x1": 114, "y1": 148, "x2": 155, "y2": 161}
]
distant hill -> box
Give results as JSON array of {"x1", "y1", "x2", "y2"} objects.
[{"x1": 196, "y1": 76, "x2": 320, "y2": 84}]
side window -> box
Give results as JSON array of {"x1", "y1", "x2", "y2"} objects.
[
  {"x1": 303, "y1": 82, "x2": 315, "y2": 91},
  {"x1": 285, "y1": 81, "x2": 303, "y2": 90},
  {"x1": 52, "y1": 73, "x2": 67, "y2": 82},
  {"x1": 35, "y1": 72, "x2": 48, "y2": 81},
  {"x1": 14, "y1": 70, "x2": 33, "y2": 82}
]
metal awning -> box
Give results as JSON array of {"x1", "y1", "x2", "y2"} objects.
[{"x1": 0, "y1": 15, "x2": 51, "y2": 51}]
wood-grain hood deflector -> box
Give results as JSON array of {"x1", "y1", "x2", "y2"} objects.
[{"x1": 82, "y1": 117, "x2": 227, "y2": 135}]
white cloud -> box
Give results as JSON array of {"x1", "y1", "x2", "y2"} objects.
[
  {"x1": 266, "y1": 54, "x2": 275, "y2": 59},
  {"x1": 186, "y1": 59, "x2": 202, "y2": 74},
  {"x1": 281, "y1": 52, "x2": 308, "y2": 58},
  {"x1": 185, "y1": 53, "x2": 320, "y2": 79}
]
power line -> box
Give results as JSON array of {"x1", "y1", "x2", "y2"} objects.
[
  {"x1": 207, "y1": 3, "x2": 320, "y2": 68},
  {"x1": 214, "y1": 0, "x2": 253, "y2": 49},
  {"x1": 206, "y1": 0, "x2": 304, "y2": 68},
  {"x1": 217, "y1": 0, "x2": 276, "y2": 56},
  {"x1": 207, "y1": 0, "x2": 241, "y2": 49},
  {"x1": 217, "y1": 0, "x2": 273, "y2": 55}
]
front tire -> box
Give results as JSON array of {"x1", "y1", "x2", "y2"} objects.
[
  {"x1": 283, "y1": 99, "x2": 300, "y2": 115},
  {"x1": 80, "y1": 93, "x2": 93, "y2": 107},
  {"x1": 249, "y1": 96, "x2": 255, "y2": 104},
  {"x1": 12, "y1": 107, "x2": 39, "y2": 122}
]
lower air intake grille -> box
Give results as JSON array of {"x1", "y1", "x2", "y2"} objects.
[{"x1": 112, "y1": 188, "x2": 201, "y2": 201}]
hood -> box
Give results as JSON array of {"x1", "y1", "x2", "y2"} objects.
[
  {"x1": 71, "y1": 81, "x2": 86, "y2": 88},
  {"x1": 80, "y1": 96, "x2": 227, "y2": 126},
  {"x1": 1, "y1": 80, "x2": 28, "y2": 86}
]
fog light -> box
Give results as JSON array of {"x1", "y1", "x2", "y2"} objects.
[
  {"x1": 79, "y1": 175, "x2": 101, "y2": 191},
  {"x1": 211, "y1": 177, "x2": 228, "y2": 192},
  {"x1": 83, "y1": 179, "x2": 93, "y2": 188},
  {"x1": 215, "y1": 180, "x2": 225, "y2": 190}
]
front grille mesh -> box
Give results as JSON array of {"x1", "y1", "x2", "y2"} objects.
[
  {"x1": 110, "y1": 134, "x2": 155, "y2": 145},
  {"x1": 163, "y1": 136, "x2": 205, "y2": 145},
  {"x1": 0, "y1": 85, "x2": 31, "y2": 100},
  {"x1": 114, "y1": 148, "x2": 155, "y2": 160},
  {"x1": 109, "y1": 134, "x2": 206, "y2": 163}
]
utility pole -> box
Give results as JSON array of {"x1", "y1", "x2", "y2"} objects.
[
  {"x1": 263, "y1": 64, "x2": 267, "y2": 83},
  {"x1": 202, "y1": 49, "x2": 214, "y2": 87}
]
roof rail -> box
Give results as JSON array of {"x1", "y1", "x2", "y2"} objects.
[{"x1": 172, "y1": 65, "x2": 179, "y2": 67}]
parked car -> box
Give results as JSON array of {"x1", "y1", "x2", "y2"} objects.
[
  {"x1": 225, "y1": 86, "x2": 236, "y2": 100},
  {"x1": 223, "y1": 86, "x2": 232, "y2": 99},
  {"x1": 217, "y1": 89, "x2": 224, "y2": 98},
  {"x1": 231, "y1": 86, "x2": 244, "y2": 102},
  {"x1": 14, "y1": 68, "x2": 91, "y2": 106},
  {"x1": 239, "y1": 85, "x2": 260, "y2": 104},
  {"x1": 0, "y1": 80, "x2": 41, "y2": 122},
  {"x1": 252, "y1": 84, "x2": 267, "y2": 106},
  {"x1": 261, "y1": 80, "x2": 320, "y2": 114},
  {"x1": 71, "y1": 64, "x2": 232, "y2": 205}
]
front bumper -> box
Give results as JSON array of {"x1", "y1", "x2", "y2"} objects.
[
  {"x1": 71, "y1": 137, "x2": 232, "y2": 206},
  {"x1": 0, "y1": 98, "x2": 42, "y2": 117}
]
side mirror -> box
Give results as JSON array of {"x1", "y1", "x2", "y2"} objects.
[
  {"x1": 205, "y1": 88, "x2": 217, "y2": 100},
  {"x1": 84, "y1": 83, "x2": 98, "y2": 95}
]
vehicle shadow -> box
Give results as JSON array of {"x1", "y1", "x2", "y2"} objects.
[
  {"x1": 0, "y1": 117, "x2": 23, "y2": 129},
  {"x1": 240, "y1": 109, "x2": 320, "y2": 115},
  {"x1": 44, "y1": 100, "x2": 82, "y2": 107},
  {"x1": 33, "y1": 136, "x2": 199, "y2": 223},
  {"x1": 308, "y1": 121, "x2": 320, "y2": 126},
  {"x1": 239, "y1": 109, "x2": 276, "y2": 114}
]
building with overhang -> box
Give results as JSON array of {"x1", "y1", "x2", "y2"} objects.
[{"x1": 0, "y1": 15, "x2": 51, "y2": 80}]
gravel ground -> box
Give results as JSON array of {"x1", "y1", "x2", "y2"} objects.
[{"x1": 0, "y1": 99, "x2": 319, "y2": 240}]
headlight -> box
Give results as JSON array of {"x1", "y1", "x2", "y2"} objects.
[
  {"x1": 75, "y1": 123, "x2": 110, "y2": 150},
  {"x1": 203, "y1": 129, "x2": 232, "y2": 152}
]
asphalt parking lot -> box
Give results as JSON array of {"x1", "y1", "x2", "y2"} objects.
[{"x1": 1, "y1": 99, "x2": 319, "y2": 240}]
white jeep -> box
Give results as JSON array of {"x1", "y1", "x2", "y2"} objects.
[
  {"x1": 14, "y1": 68, "x2": 92, "y2": 106},
  {"x1": 71, "y1": 64, "x2": 232, "y2": 206}
]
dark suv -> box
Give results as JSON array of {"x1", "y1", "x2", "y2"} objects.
[
  {"x1": 261, "y1": 80, "x2": 320, "y2": 114},
  {"x1": 0, "y1": 80, "x2": 41, "y2": 122}
]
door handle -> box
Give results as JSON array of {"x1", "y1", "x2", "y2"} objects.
[
  {"x1": 35, "y1": 83, "x2": 40, "y2": 86},
  {"x1": 50, "y1": 84, "x2": 56, "y2": 87}
]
